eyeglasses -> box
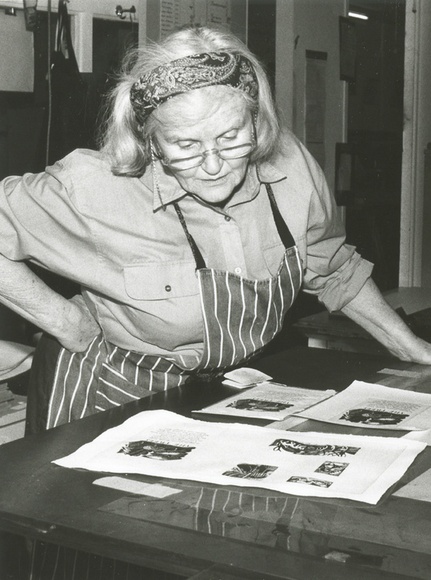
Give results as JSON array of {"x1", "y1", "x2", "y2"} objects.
[{"x1": 157, "y1": 139, "x2": 256, "y2": 171}]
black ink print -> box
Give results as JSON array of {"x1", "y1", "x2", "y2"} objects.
[
  {"x1": 315, "y1": 461, "x2": 348, "y2": 476},
  {"x1": 270, "y1": 438, "x2": 360, "y2": 457},
  {"x1": 340, "y1": 408, "x2": 408, "y2": 425},
  {"x1": 227, "y1": 399, "x2": 293, "y2": 412},
  {"x1": 287, "y1": 476, "x2": 332, "y2": 488},
  {"x1": 119, "y1": 440, "x2": 195, "y2": 460},
  {"x1": 223, "y1": 463, "x2": 278, "y2": 479}
]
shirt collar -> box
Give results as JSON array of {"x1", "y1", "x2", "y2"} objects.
[{"x1": 141, "y1": 158, "x2": 287, "y2": 212}]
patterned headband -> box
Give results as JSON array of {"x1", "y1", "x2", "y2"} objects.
[{"x1": 130, "y1": 51, "x2": 259, "y2": 124}]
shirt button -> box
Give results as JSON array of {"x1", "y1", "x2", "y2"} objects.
[
  {"x1": 224, "y1": 215, "x2": 231, "y2": 222},
  {"x1": 234, "y1": 267, "x2": 242, "y2": 275},
  {"x1": 165, "y1": 285, "x2": 172, "y2": 292}
]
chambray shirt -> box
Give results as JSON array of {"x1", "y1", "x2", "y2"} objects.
[{"x1": 0, "y1": 131, "x2": 372, "y2": 363}]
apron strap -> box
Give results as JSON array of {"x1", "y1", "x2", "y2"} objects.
[
  {"x1": 265, "y1": 183, "x2": 296, "y2": 249},
  {"x1": 174, "y1": 182, "x2": 296, "y2": 270},
  {"x1": 174, "y1": 202, "x2": 206, "y2": 269}
]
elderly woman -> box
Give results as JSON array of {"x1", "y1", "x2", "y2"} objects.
[{"x1": 1, "y1": 26, "x2": 431, "y2": 435}]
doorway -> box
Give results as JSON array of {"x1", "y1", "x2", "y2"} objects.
[{"x1": 342, "y1": 0, "x2": 406, "y2": 291}]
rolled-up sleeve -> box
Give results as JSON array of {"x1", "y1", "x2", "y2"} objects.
[
  {"x1": 302, "y1": 164, "x2": 373, "y2": 311},
  {"x1": 305, "y1": 248, "x2": 373, "y2": 312},
  {"x1": 0, "y1": 155, "x2": 98, "y2": 287},
  {"x1": 274, "y1": 134, "x2": 374, "y2": 312}
]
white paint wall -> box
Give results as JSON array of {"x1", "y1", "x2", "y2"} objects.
[
  {"x1": 0, "y1": 9, "x2": 33, "y2": 91},
  {"x1": 0, "y1": 0, "x2": 144, "y2": 74},
  {"x1": 0, "y1": 0, "x2": 129, "y2": 18},
  {"x1": 400, "y1": 0, "x2": 431, "y2": 287}
]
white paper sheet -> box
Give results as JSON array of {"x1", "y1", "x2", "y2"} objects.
[
  {"x1": 403, "y1": 429, "x2": 431, "y2": 446},
  {"x1": 223, "y1": 368, "x2": 273, "y2": 385},
  {"x1": 297, "y1": 380, "x2": 431, "y2": 430},
  {"x1": 93, "y1": 477, "x2": 182, "y2": 497},
  {"x1": 53, "y1": 410, "x2": 425, "y2": 505},
  {"x1": 222, "y1": 368, "x2": 273, "y2": 389},
  {"x1": 194, "y1": 383, "x2": 335, "y2": 421}
]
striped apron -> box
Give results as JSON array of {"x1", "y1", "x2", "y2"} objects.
[{"x1": 46, "y1": 183, "x2": 302, "y2": 429}]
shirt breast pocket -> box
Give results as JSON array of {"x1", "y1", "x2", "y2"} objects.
[
  {"x1": 123, "y1": 260, "x2": 199, "y2": 300},
  {"x1": 262, "y1": 242, "x2": 286, "y2": 276}
]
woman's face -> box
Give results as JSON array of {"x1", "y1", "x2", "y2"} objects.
[{"x1": 152, "y1": 88, "x2": 254, "y2": 206}]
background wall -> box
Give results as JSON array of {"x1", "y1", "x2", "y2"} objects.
[
  {"x1": 0, "y1": 9, "x2": 33, "y2": 92},
  {"x1": 1, "y1": 0, "x2": 430, "y2": 297},
  {"x1": 275, "y1": 0, "x2": 346, "y2": 194},
  {"x1": 402, "y1": 0, "x2": 431, "y2": 287}
]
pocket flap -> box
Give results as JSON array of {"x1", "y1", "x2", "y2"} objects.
[{"x1": 123, "y1": 261, "x2": 198, "y2": 300}]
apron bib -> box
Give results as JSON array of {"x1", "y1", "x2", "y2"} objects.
[{"x1": 46, "y1": 183, "x2": 302, "y2": 428}]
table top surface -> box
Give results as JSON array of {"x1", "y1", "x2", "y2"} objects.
[{"x1": 2, "y1": 346, "x2": 431, "y2": 580}]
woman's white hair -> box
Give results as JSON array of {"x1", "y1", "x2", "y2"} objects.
[{"x1": 98, "y1": 26, "x2": 282, "y2": 176}]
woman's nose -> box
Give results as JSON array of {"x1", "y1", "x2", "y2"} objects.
[{"x1": 201, "y1": 150, "x2": 224, "y2": 175}]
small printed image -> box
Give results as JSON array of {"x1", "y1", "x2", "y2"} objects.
[
  {"x1": 227, "y1": 399, "x2": 293, "y2": 412},
  {"x1": 223, "y1": 463, "x2": 278, "y2": 479},
  {"x1": 119, "y1": 440, "x2": 195, "y2": 460},
  {"x1": 270, "y1": 438, "x2": 360, "y2": 457},
  {"x1": 287, "y1": 476, "x2": 332, "y2": 488},
  {"x1": 340, "y1": 408, "x2": 409, "y2": 426},
  {"x1": 315, "y1": 461, "x2": 348, "y2": 477}
]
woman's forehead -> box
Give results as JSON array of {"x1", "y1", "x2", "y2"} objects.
[{"x1": 152, "y1": 86, "x2": 249, "y2": 137}]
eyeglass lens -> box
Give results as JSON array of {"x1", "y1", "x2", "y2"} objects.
[{"x1": 164, "y1": 141, "x2": 255, "y2": 170}]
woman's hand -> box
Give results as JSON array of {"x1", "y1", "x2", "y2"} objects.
[
  {"x1": 58, "y1": 295, "x2": 101, "y2": 352},
  {"x1": 0, "y1": 254, "x2": 101, "y2": 353},
  {"x1": 342, "y1": 278, "x2": 431, "y2": 365},
  {"x1": 393, "y1": 334, "x2": 431, "y2": 365}
]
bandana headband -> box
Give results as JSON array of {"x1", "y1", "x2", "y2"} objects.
[{"x1": 130, "y1": 51, "x2": 259, "y2": 124}]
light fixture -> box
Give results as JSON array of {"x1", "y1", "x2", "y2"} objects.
[
  {"x1": 115, "y1": 5, "x2": 136, "y2": 19},
  {"x1": 348, "y1": 10, "x2": 369, "y2": 20}
]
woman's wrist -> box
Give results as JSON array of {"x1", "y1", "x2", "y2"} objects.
[
  {"x1": 55, "y1": 295, "x2": 100, "y2": 351},
  {"x1": 382, "y1": 322, "x2": 431, "y2": 363}
]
